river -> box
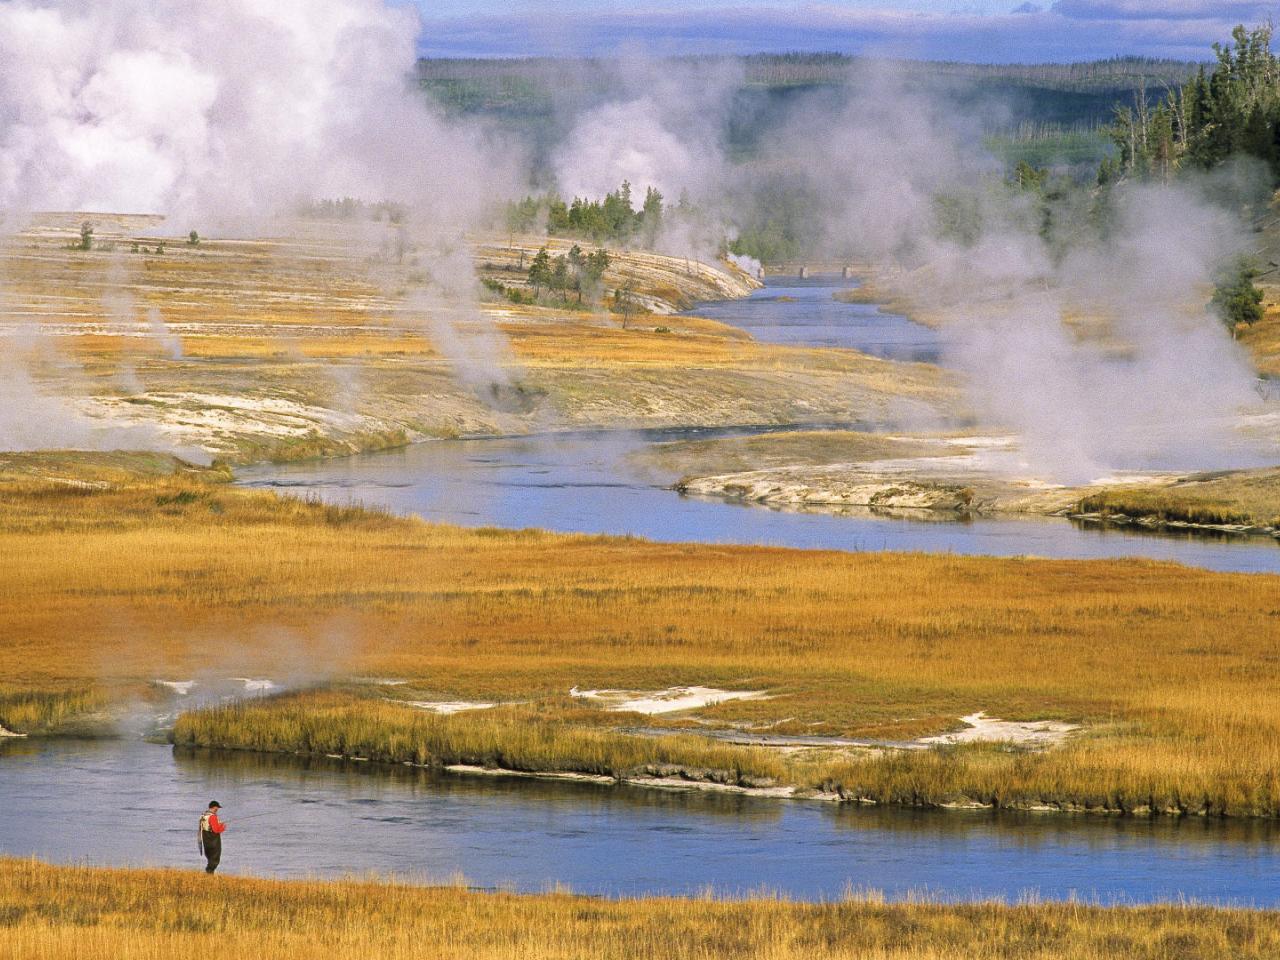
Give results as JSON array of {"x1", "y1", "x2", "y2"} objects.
[
  {"x1": 3, "y1": 738, "x2": 1277, "y2": 905},
  {"x1": 237, "y1": 278, "x2": 1280, "y2": 573},
  {"x1": 8, "y1": 276, "x2": 1279, "y2": 903}
]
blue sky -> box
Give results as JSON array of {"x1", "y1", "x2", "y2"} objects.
[{"x1": 413, "y1": 1, "x2": 1273, "y2": 62}]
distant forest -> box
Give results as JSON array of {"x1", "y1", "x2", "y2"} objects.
[
  {"x1": 417, "y1": 53, "x2": 1200, "y2": 144},
  {"x1": 424, "y1": 41, "x2": 1278, "y2": 282}
]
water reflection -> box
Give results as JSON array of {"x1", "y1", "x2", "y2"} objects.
[
  {"x1": 237, "y1": 432, "x2": 1280, "y2": 574},
  {"x1": 685, "y1": 278, "x2": 943, "y2": 364},
  {"x1": 171, "y1": 746, "x2": 786, "y2": 823},
  {"x1": 831, "y1": 802, "x2": 1280, "y2": 851},
  {"x1": 4, "y1": 740, "x2": 1278, "y2": 905}
]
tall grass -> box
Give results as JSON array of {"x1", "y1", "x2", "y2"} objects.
[
  {"x1": 1078, "y1": 478, "x2": 1280, "y2": 529},
  {"x1": 175, "y1": 691, "x2": 1280, "y2": 816},
  {"x1": 3, "y1": 859, "x2": 1277, "y2": 960},
  {"x1": 1079, "y1": 492, "x2": 1256, "y2": 527},
  {"x1": 6, "y1": 472, "x2": 1280, "y2": 814},
  {"x1": 174, "y1": 691, "x2": 784, "y2": 785},
  {"x1": 0, "y1": 687, "x2": 107, "y2": 734}
]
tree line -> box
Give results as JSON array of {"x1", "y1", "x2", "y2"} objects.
[
  {"x1": 1104, "y1": 23, "x2": 1280, "y2": 184},
  {"x1": 505, "y1": 181, "x2": 669, "y2": 247},
  {"x1": 1097, "y1": 23, "x2": 1277, "y2": 332}
]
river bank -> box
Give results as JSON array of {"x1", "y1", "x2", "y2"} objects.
[
  {"x1": 3, "y1": 215, "x2": 953, "y2": 466},
  {"x1": 167, "y1": 689, "x2": 1280, "y2": 819},
  {"x1": 672, "y1": 437, "x2": 1280, "y2": 539},
  {"x1": 4, "y1": 463, "x2": 1280, "y2": 820},
  {"x1": 13, "y1": 738, "x2": 1280, "y2": 904},
  {"x1": 3, "y1": 858, "x2": 1276, "y2": 960}
]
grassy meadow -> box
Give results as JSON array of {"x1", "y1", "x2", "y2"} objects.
[
  {"x1": 4, "y1": 858, "x2": 1278, "y2": 960},
  {"x1": 3, "y1": 457, "x2": 1280, "y2": 815},
  {"x1": 1, "y1": 216, "x2": 951, "y2": 466},
  {"x1": 1241, "y1": 304, "x2": 1280, "y2": 377},
  {"x1": 1078, "y1": 469, "x2": 1280, "y2": 530}
]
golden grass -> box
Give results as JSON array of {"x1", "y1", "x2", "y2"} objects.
[
  {"x1": 1079, "y1": 470, "x2": 1280, "y2": 529},
  {"x1": 1241, "y1": 305, "x2": 1280, "y2": 377},
  {"x1": 2, "y1": 218, "x2": 953, "y2": 464},
  {"x1": 171, "y1": 689, "x2": 1280, "y2": 816},
  {"x1": 3, "y1": 859, "x2": 1278, "y2": 960},
  {"x1": 174, "y1": 691, "x2": 786, "y2": 785},
  {"x1": 0, "y1": 687, "x2": 106, "y2": 734},
  {"x1": 5, "y1": 463, "x2": 1280, "y2": 813}
]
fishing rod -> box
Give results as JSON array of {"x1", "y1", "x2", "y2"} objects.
[{"x1": 221, "y1": 812, "x2": 274, "y2": 824}]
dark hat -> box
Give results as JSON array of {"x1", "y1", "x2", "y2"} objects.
[{"x1": 208, "y1": 801, "x2": 221, "y2": 808}]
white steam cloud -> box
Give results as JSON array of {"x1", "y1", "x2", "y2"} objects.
[
  {"x1": 0, "y1": 323, "x2": 202, "y2": 457},
  {"x1": 0, "y1": 0, "x2": 531, "y2": 455},
  {"x1": 548, "y1": 55, "x2": 1269, "y2": 481},
  {"x1": 552, "y1": 58, "x2": 740, "y2": 208},
  {"x1": 0, "y1": 0, "x2": 514, "y2": 221},
  {"x1": 747, "y1": 61, "x2": 1269, "y2": 481}
]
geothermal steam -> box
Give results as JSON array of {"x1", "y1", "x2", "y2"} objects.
[
  {"x1": 0, "y1": 0, "x2": 527, "y2": 453},
  {"x1": 555, "y1": 55, "x2": 1268, "y2": 480},
  {"x1": 752, "y1": 63, "x2": 1267, "y2": 481},
  {"x1": 552, "y1": 58, "x2": 741, "y2": 206},
  {"x1": 0, "y1": 0, "x2": 512, "y2": 220}
]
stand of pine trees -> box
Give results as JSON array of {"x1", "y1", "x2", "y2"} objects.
[
  {"x1": 506, "y1": 181, "x2": 667, "y2": 247},
  {"x1": 1105, "y1": 24, "x2": 1280, "y2": 183}
]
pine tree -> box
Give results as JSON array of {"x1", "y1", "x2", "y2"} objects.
[
  {"x1": 550, "y1": 255, "x2": 569, "y2": 298},
  {"x1": 1211, "y1": 257, "x2": 1265, "y2": 336},
  {"x1": 527, "y1": 247, "x2": 552, "y2": 297},
  {"x1": 640, "y1": 186, "x2": 664, "y2": 248}
]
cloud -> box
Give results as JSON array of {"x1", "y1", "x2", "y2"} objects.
[{"x1": 1050, "y1": 0, "x2": 1272, "y2": 22}]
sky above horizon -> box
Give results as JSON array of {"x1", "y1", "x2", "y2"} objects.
[{"x1": 412, "y1": 1, "x2": 1274, "y2": 62}]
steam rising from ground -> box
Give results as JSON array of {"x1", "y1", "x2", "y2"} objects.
[
  {"x1": 549, "y1": 55, "x2": 1269, "y2": 480},
  {"x1": 0, "y1": 324, "x2": 199, "y2": 456},
  {"x1": 0, "y1": 0, "x2": 515, "y2": 221},
  {"x1": 552, "y1": 58, "x2": 742, "y2": 205},
  {"x1": 744, "y1": 62, "x2": 1269, "y2": 481},
  {"x1": 946, "y1": 186, "x2": 1260, "y2": 481},
  {"x1": 0, "y1": 0, "x2": 528, "y2": 453},
  {"x1": 0, "y1": 10, "x2": 1270, "y2": 481}
]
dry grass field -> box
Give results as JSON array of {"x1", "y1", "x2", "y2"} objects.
[
  {"x1": 3, "y1": 457, "x2": 1280, "y2": 815},
  {"x1": 3, "y1": 858, "x2": 1277, "y2": 960},
  {"x1": 0, "y1": 215, "x2": 953, "y2": 463},
  {"x1": 1241, "y1": 304, "x2": 1280, "y2": 377},
  {"x1": 1078, "y1": 468, "x2": 1280, "y2": 529}
]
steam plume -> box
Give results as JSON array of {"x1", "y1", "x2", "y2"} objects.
[{"x1": 0, "y1": 0, "x2": 515, "y2": 222}]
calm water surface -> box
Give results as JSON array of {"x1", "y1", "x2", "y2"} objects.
[
  {"x1": 3, "y1": 739, "x2": 1276, "y2": 905},
  {"x1": 237, "y1": 277, "x2": 1280, "y2": 573},
  {"x1": 237, "y1": 428, "x2": 1280, "y2": 573},
  {"x1": 686, "y1": 278, "x2": 942, "y2": 363}
]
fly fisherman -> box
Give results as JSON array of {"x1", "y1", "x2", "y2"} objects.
[{"x1": 198, "y1": 801, "x2": 227, "y2": 874}]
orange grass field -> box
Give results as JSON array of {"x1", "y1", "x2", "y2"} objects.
[
  {"x1": 3, "y1": 456, "x2": 1280, "y2": 815},
  {"x1": 2, "y1": 858, "x2": 1278, "y2": 960},
  {"x1": 0, "y1": 219, "x2": 952, "y2": 464}
]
